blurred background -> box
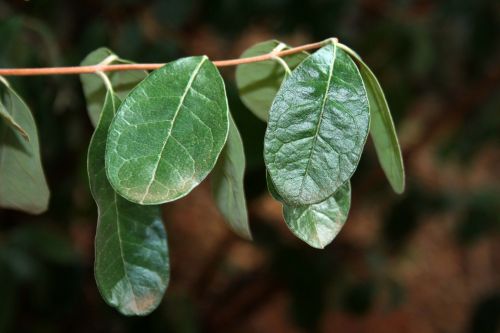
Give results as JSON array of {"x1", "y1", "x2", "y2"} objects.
[{"x1": 0, "y1": 0, "x2": 499, "y2": 332}]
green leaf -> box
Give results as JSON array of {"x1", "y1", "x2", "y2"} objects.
[
  {"x1": 266, "y1": 170, "x2": 351, "y2": 249},
  {"x1": 88, "y1": 91, "x2": 169, "y2": 316},
  {"x1": 0, "y1": 80, "x2": 49, "y2": 214},
  {"x1": 211, "y1": 114, "x2": 251, "y2": 239},
  {"x1": 266, "y1": 170, "x2": 283, "y2": 202},
  {"x1": 80, "y1": 47, "x2": 147, "y2": 127},
  {"x1": 338, "y1": 43, "x2": 405, "y2": 193},
  {"x1": 283, "y1": 182, "x2": 351, "y2": 249},
  {"x1": 0, "y1": 102, "x2": 29, "y2": 140},
  {"x1": 264, "y1": 42, "x2": 370, "y2": 205},
  {"x1": 106, "y1": 56, "x2": 229, "y2": 205},
  {"x1": 235, "y1": 40, "x2": 309, "y2": 122}
]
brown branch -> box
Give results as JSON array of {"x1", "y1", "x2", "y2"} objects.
[{"x1": 0, "y1": 40, "x2": 329, "y2": 76}]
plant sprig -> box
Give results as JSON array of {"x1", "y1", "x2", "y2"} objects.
[{"x1": 0, "y1": 37, "x2": 404, "y2": 316}]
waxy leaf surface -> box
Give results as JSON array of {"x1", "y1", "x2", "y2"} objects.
[
  {"x1": 0, "y1": 82, "x2": 49, "y2": 214},
  {"x1": 235, "y1": 40, "x2": 309, "y2": 121},
  {"x1": 283, "y1": 182, "x2": 351, "y2": 249},
  {"x1": 264, "y1": 42, "x2": 369, "y2": 205},
  {"x1": 80, "y1": 48, "x2": 147, "y2": 127},
  {"x1": 88, "y1": 92, "x2": 169, "y2": 316},
  {"x1": 339, "y1": 44, "x2": 405, "y2": 193},
  {"x1": 211, "y1": 115, "x2": 251, "y2": 239},
  {"x1": 266, "y1": 170, "x2": 283, "y2": 202},
  {"x1": 106, "y1": 56, "x2": 229, "y2": 204},
  {"x1": 266, "y1": 171, "x2": 351, "y2": 248}
]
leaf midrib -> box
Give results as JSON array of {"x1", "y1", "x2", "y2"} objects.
[
  {"x1": 101, "y1": 93, "x2": 141, "y2": 311},
  {"x1": 0, "y1": 103, "x2": 27, "y2": 139},
  {"x1": 140, "y1": 57, "x2": 207, "y2": 203},
  {"x1": 112, "y1": 191, "x2": 140, "y2": 312},
  {"x1": 298, "y1": 43, "x2": 337, "y2": 199}
]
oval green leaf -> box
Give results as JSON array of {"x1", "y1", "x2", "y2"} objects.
[
  {"x1": 211, "y1": 114, "x2": 251, "y2": 239},
  {"x1": 338, "y1": 43, "x2": 405, "y2": 193},
  {"x1": 80, "y1": 47, "x2": 148, "y2": 127},
  {"x1": 89, "y1": 91, "x2": 169, "y2": 316},
  {"x1": 264, "y1": 42, "x2": 370, "y2": 205},
  {"x1": 283, "y1": 182, "x2": 351, "y2": 249},
  {"x1": 0, "y1": 80, "x2": 50, "y2": 214},
  {"x1": 235, "y1": 40, "x2": 309, "y2": 122},
  {"x1": 106, "y1": 56, "x2": 229, "y2": 205}
]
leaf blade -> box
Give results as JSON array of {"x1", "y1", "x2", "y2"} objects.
[
  {"x1": 105, "y1": 56, "x2": 229, "y2": 205},
  {"x1": 339, "y1": 44, "x2": 405, "y2": 193},
  {"x1": 266, "y1": 170, "x2": 283, "y2": 202},
  {"x1": 211, "y1": 114, "x2": 251, "y2": 239},
  {"x1": 80, "y1": 47, "x2": 147, "y2": 127},
  {"x1": 0, "y1": 81, "x2": 50, "y2": 214},
  {"x1": 235, "y1": 40, "x2": 309, "y2": 121},
  {"x1": 88, "y1": 92, "x2": 169, "y2": 316},
  {"x1": 264, "y1": 42, "x2": 370, "y2": 205},
  {"x1": 283, "y1": 182, "x2": 351, "y2": 249}
]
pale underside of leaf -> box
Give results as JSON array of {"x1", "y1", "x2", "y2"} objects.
[
  {"x1": 283, "y1": 182, "x2": 351, "y2": 249},
  {"x1": 89, "y1": 92, "x2": 169, "y2": 316},
  {"x1": 0, "y1": 82, "x2": 50, "y2": 214},
  {"x1": 105, "y1": 56, "x2": 229, "y2": 205},
  {"x1": 211, "y1": 114, "x2": 251, "y2": 240},
  {"x1": 235, "y1": 40, "x2": 309, "y2": 122},
  {"x1": 338, "y1": 43, "x2": 405, "y2": 194},
  {"x1": 264, "y1": 42, "x2": 370, "y2": 205}
]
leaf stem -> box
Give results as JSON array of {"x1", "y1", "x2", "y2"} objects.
[
  {"x1": 269, "y1": 42, "x2": 292, "y2": 74},
  {"x1": 0, "y1": 40, "x2": 331, "y2": 76},
  {"x1": 272, "y1": 55, "x2": 292, "y2": 75},
  {"x1": 96, "y1": 71, "x2": 114, "y2": 93},
  {"x1": 0, "y1": 76, "x2": 10, "y2": 87}
]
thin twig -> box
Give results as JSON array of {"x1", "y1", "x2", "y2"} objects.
[{"x1": 0, "y1": 40, "x2": 329, "y2": 76}]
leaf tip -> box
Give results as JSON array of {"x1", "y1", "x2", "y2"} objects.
[{"x1": 392, "y1": 180, "x2": 406, "y2": 194}]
